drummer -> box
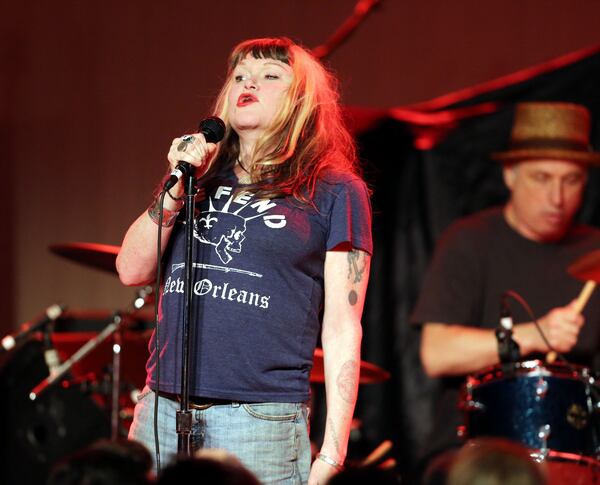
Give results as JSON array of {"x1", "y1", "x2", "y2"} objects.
[{"x1": 410, "y1": 102, "x2": 600, "y2": 462}]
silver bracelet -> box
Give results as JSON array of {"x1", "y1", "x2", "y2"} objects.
[{"x1": 316, "y1": 453, "x2": 344, "y2": 470}]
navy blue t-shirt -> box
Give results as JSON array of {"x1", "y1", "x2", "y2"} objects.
[{"x1": 146, "y1": 170, "x2": 372, "y2": 402}]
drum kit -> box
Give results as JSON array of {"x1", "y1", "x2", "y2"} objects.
[
  {"x1": 7, "y1": 241, "x2": 600, "y2": 481},
  {"x1": 460, "y1": 248, "x2": 600, "y2": 484}
]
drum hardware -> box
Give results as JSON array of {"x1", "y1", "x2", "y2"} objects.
[
  {"x1": 567, "y1": 404, "x2": 589, "y2": 430},
  {"x1": 1, "y1": 304, "x2": 65, "y2": 355},
  {"x1": 538, "y1": 424, "x2": 551, "y2": 459},
  {"x1": 29, "y1": 286, "x2": 153, "y2": 441},
  {"x1": 460, "y1": 379, "x2": 485, "y2": 413},
  {"x1": 535, "y1": 377, "x2": 548, "y2": 400},
  {"x1": 460, "y1": 399, "x2": 486, "y2": 412}
]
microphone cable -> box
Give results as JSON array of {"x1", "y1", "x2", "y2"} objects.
[
  {"x1": 502, "y1": 289, "x2": 568, "y2": 365},
  {"x1": 152, "y1": 189, "x2": 167, "y2": 472}
]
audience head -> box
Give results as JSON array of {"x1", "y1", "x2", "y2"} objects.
[
  {"x1": 326, "y1": 465, "x2": 400, "y2": 485},
  {"x1": 47, "y1": 438, "x2": 152, "y2": 485},
  {"x1": 446, "y1": 438, "x2": 546, "y2": 485},
  {"x1": 157, "y1": 448, "x2": 260, "y2": 485}
]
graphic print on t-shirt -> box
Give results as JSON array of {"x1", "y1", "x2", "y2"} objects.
[{"x1": 172, "y1": 184, "x2": 287, "y2": 277}]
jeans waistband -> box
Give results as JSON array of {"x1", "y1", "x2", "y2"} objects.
[{"x1": 156, "y1": 390, "x2": 240, "y2": 410}]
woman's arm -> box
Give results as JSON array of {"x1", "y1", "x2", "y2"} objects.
[
  {"x1": 308, "y1": 248, "x2": 371, "y2": 485},
  {"x1": 116, "y1": 133, "x2": 217, "y2": 286}
]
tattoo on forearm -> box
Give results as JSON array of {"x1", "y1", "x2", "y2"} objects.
[
  {"x1": 347, "y1": 250, "x2": 366, "y2": 284},
  {"x1": 336, "y1": 360, "x2": 358, "y2": 404},
  {"x1": 348, "y1": 290, "x2": 358, "y2": 306},
  {"x1": 327, "y1": 417, "x2": 341, "y2": 453}
]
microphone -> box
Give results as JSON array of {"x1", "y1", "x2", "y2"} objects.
[
  {"x1": 163, "y1": 116, "x2": 226, "y2": 190},
  {"x1": 499, "y1": 300, "x2": 514, "y2": 332},
  {"x1": 0, "y1": 304, "x2": 64, "y2": 354},
  {"x1": 42, "y1": 322, "x2": 61, "y2": 377},
  {"x1": 496, "y1": 295, "x2": 520, "y2": 364}
]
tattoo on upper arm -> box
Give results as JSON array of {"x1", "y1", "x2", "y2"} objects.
[
  {"x1": 347, "y1": 250, "x2": 367, "y2": 284},
  {"x1": 347, "y1": 250, "x2": 367, "y2": 305},
  {"x1": 336, "y1": 360, "x2": 358, "y2": 404}
]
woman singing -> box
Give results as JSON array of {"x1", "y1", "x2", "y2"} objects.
[{"x1": 116, "y1": 37, "x2": 372, "y2": 485}]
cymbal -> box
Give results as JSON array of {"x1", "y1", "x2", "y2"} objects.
[
  {"x1": 310, "y1": 348, "x2": 390, "y2": 384},
  {"x1": 49, "y1": 242, "x2": 120, "y2": 275},
  {"x1": 568, "y1": 248, "x2": 600, "y2": 282}
]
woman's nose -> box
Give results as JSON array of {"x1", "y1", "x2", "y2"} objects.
[{"x1": 244, "y1": 76, "x2": 257, "y2": 89}]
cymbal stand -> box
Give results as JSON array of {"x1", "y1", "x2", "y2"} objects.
[
  {"x1": 111, "y1": 327, "x2": 122, "y2": 440},
  {"x1": 29, "y1": 286, "x2": 153, "y2": 442}
]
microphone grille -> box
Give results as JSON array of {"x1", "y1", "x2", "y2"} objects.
[{"x1": 199, "y1": 117, "x2": 226, "y2": 143}]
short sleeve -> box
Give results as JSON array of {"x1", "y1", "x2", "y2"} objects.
[
  {"x1": 326, "y1": 177, "x2": 373, "y2": 255},
  {"x1": 410, "y1": 221, "x2": 484, "y2": 327}
]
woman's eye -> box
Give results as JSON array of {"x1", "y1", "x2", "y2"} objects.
[
  {"x1": 234, "y1": 74, "x2": 247, "y2": 82},
  {"x1": 265, "y1": 74, "x2": 279, "y2": 80}
]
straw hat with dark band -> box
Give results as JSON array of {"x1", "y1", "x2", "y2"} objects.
[{"x1": 491, "y1": 102, "x2": 600, "y2": 164}]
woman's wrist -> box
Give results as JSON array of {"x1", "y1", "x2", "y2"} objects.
[
  {"x1": 316, "y1": 452, "x2": 344, "y2": 471},
  {"x1": 147, "y1": 174, "x2": 184, "y2": 227}
]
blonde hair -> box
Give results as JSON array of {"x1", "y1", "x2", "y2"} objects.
[{"x1": 205, "y1": 37, "x2": 359, "y2": 202}]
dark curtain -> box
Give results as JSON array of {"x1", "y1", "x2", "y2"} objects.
[{"x1": 351, "y1": 47, "x2": 600, "y2": 477}]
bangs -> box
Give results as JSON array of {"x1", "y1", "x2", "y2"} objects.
[{"x1": 229, "y1": 38, "x2": 293, "y2": 70}]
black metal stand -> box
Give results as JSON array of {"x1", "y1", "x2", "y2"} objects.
[
  {"x1": 110, "y1": 327, "x2": 122, "y2": 440},
  {"x1": 176, "y1": 171, "x2": 197, "y2": 456},
  {"x1": 495, "y1": 326, "x2": 521, "y2": 364},
  {"x1": 28, "y1": 287, "x2": 153, "y2": 431},
  {"x1": 29, "y1": 312, "x2": 124, "y2": 401}
]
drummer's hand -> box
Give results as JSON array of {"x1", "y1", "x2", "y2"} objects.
[
  {"x1": 166, "y1": 133, "x2": 218, "y2": 191},
  {"x1": 537, "y1": 299, "x2": 584, "y2": 353}
]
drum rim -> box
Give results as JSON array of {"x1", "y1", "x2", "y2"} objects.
[
  {"x1": 467, "y1": 359, "x2": 590, "y2": 386},
  {"x1": 534, "y1": 449, "x2": 600, "y2": 466}
]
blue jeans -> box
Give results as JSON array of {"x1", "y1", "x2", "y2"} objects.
[{"x1": 129, "y1": 387, "x2": 311, "y2": 484}]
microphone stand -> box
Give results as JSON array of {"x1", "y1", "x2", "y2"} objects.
[{"x1": 176, "y1": 168, "x2": 197, "y2": 456}]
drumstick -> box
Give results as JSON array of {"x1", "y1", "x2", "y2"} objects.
[
  {"x1": 378, "y1": 458, "x2": 397, "y2": 470},
  {"x1": 547, "y1": 280, "x2": 596, "y2": 363},
  {"x1": 361, "y1": 439, "x2": 392, "y2": 466},
  {"x1": 574, "y1": 280, "x2": 596, "y2": 313}
]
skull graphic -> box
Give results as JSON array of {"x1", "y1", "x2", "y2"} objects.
[{"x1": 194, "y1": 211, "x2": 247, "y2": 264}]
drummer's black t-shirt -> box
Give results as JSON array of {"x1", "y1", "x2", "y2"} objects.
[{"x1": 410, "y1": 206, "x2": 600, "y2": 458}]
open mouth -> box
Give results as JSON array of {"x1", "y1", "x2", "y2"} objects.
[{"x1": 237, "y1": 93, "x2": 258, "y2": 107}]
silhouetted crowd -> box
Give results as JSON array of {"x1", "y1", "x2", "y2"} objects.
[{"x1": 46, "y1": 436, "x2": 549, "y2": 485}]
